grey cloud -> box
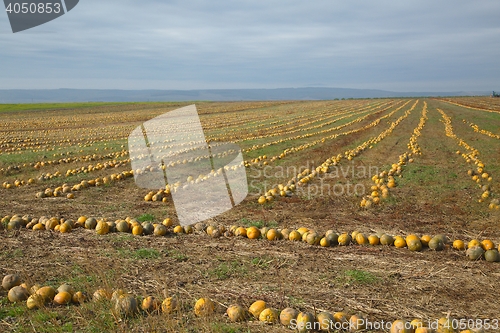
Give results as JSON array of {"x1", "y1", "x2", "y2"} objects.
[{"x1": 0, "y1": 0, "x2": 499, "y2": 90}]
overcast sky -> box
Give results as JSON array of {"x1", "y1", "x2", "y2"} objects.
[{"x1": 0, "y1": 0, "x2": 499, "y2": 91}]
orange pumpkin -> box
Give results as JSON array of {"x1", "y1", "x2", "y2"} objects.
[
  {"x1": 481, "y1": 239, "x2": 495, "y2": 251},
  {"x1": 394, "y1": 236, "x2": 406, "y2": 248},
  {"x1": 452, "y1": 240, "x2": 465, "y2": 250},
  {"x1": 194, "y1": 297, "x2": 215, "y2": 317},
  {"x1": 259, "y1": 308, "x2": 278, "y2": 323},
  {"x1": 235, "y1": 227, "x2": 247, "y2": 237},
  {"x1": 368, "y1": 235, "x2": 380, "y2": 245},
  {"x1": 266, "y1": 229, "x2": 281, "y2": 241},
  {"x1": 246, "y1": 226, "x2": 261, "y2": 239},
  {"x1": 248, "y1": 300, "x2": 266, "y2": 318},
  {"x1": 53, "y1": 291, "x2": 72, "y2": 305},
  {"x1": 355, "y1": 233, "x2": 369, "y2": 245},
  {"x1": 288, "y1": 230, "x2": 302, "y2": 241}
]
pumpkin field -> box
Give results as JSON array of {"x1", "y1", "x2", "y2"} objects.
[{"x1": 1, "y1": 97, "x2": 500, "y2": 333}]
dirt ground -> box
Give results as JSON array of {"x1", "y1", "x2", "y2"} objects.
[{"x1": 1, "y1": 98, "x2": 499, "y2": 332}]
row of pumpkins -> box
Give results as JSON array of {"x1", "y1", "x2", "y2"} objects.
[
  {"x1": 232, "y1": 99, "x2": 388, "y2": 146},
  {"x1": 361, "y1": 102, "x2": 428, "y2": 208},
  {"x1": 243, "y1": 100, "x2": 395, "y2": 167},
  {"x1": 467, "y1": 121, "x2": 500, "y2": 140},
  {"x1": 34, "y1": 170, "x2": 135, "y2": 200},
  {"x1": 2, "y1": 214, "x2": 499, "y2": 263},
  {"x1": 439, "y1": 99, "x2": 500, "y2": 115},
  {"x1": 438, "y1": 108, "x2": 496, "y2": 207},
  {"x1": 245, "y1": 102, "x2": 409, "y2": 171},
  {"x1": 257, "y1": 100, "x2": 416, "y2": 203},
  {"x1": 2, "y1": 274, "x2": 482, "y2": 333},
  {"x1": 2, "y1": 151, "x2": 129, "y2": 189}
]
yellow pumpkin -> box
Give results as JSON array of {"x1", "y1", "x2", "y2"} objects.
[
  {"x1": 173, "y1": 225, "x2": 184, "y2": 234},
  {"x1": 72, "y1": 291, "x2": 87, "y2": 304},
  {"x1": 26, "y1": 294, "x2": 44, "y2": 310},
  {"x1": 235, "y1": 227, "x2": 247, "y2": 237},
  {"x1": 317, "y1": 311, "x2": 335, "y2": 331},
  {"x1": 467, "y1": 239, "x2": 480, "y2": 249},
  {"x1": 288, "y1": 230, "x2": 302, "y2": 241},
  {"x1": 394, "y1": 236, "x2": 407, "y2": 248},
  {"x1": 132, "y1": 224, "x2": 144, "y2": 235},
  {"x1": 162, "y1": 218, "x2": 173, "y2": 227},
  {"x1": 296, "y1": 312, "x2": 315, "y2": 333},
  {"x1": 259, "y1": 308, "x2": 278, "y2": 324},
  {"x1": 161, "y1": 296, "x2": 178, "y2": 314},
  {"x1": 350, "y1": 314, "x2": 366, "y2": 331},
  {"x1": 154, "y1": 224, "x2": 167, "y2": 236},
  {"x1": 481, "y1": 239, "x2": 495, "y2": 251},
  {"x1": 33, "y1": 223, "x2": 44, "y2": 231},
  {"x1": 246, "y1": 226, "x2": 261, "y2": 239},
  {"x1": 296, "y1": 227, "x2": 309, "y2": 235},
  {"x1": 390, "y1": 320, "x2": 413, "y2": 333},
  {"x1": 279, "y1": 307, "x2": 299, "y2": 326},
  {"x1": 226, "y1": 304, "x2": 247, "y2": 322},
  {"x1": 266, "y1": 229, "x2": 281, "y2": 241},
  {"x1": 406, "y1": 234, "x2": 420, "y2": 244},
  {"x1": 96, "y1": 220, "x2": 109, "y2": 235},
  {"x1": 36, "y1": 286, "x2": 56, "y2": 303},
  {"x1": 338, "y1": 233, "x2": 352, "y2": 246},
  {"x1": 368, "y1": 234, "x2": 380, "y2": 245},
  {"x1": 53, "y1": 291, "x2": 72, "y2": 305},
  {"x1": 380, "y1": 234, "x2": 394, "y2": 246},
  {"x1": 194, "y1": 297, "x2": 215, "y2": 317},
  {"x1": 59, "y1": 222, "x2": 72, "y2": 233},
  {"x1": 206, "y1": 225, "x2": 216, "y2": 236},
  {"x1": 420, "y1": 235, "x2": 431, "y2": 247},
  {"x1": 333, "y1": 312, "x2": 348, "y2": 324},
  {"x1": 437, "y1": 317, "x2": 455, "y2": 333},
  {"x1": 407, "y1": 238, "x2": 423, "y2": 252},
  {"x1": 356, "y1": 233, "x2": 369, "y2": 245},
  {"x1": 142, "y1": 296, "x2": 161, "y2": 313},
  {"x1": 320, "y1": 237, "x2": 330, "y2": 247},
  {"x1": 248, "y1": 300, "x2": 266, "y2": 318},
  {"x1": 452, "y1": 240, "x2": 465, "y2": 250},
  {"x1": 93, "y1": 288, "x2": 111, "y2": 301}
]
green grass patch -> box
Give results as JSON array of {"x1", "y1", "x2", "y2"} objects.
[
  {"x1": 116, "y1": 248, "x2": 161, "y2": 260},
  {"x1": 0, "y1": 297, "x2": 26, "y2": 320},
  {"x1": 167, "y1": 249, "x2": 188, "y2": 262},
  {"x1": 0, "y1": 102, "x2": 126, "y2": 113},
  {"x1": 239, "y1": 218, "x2": 278, "y2": 229},
  {"x1": 336, "y1": 269, "x2": 380, "y2": 285},
  {"x1": 208, "y1": 261, "x2": 247, "y2": 280},
  {"x1": 0, "y1": 248, "x2": 24, "y2": 259},
  {"x1": 136, "y1": 213, "x2": 155, "y2": 222},
  {"x1": 251, "y1": 256, "x2": 273, "y2": 270}
]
